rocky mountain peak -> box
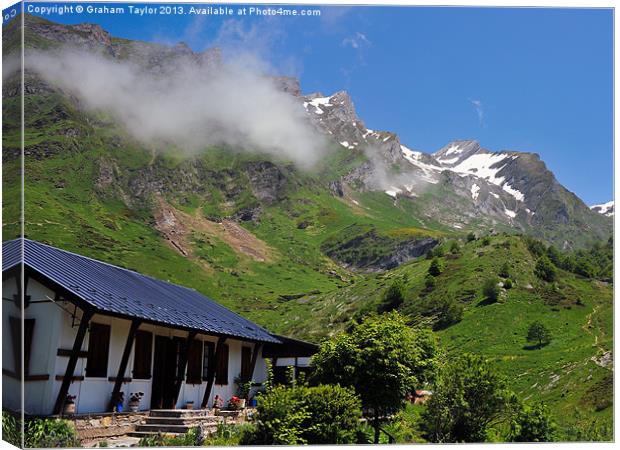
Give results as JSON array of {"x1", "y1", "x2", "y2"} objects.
[
  {"x1": 433, "y1": 140, "x2": 485, "y2": 167},
  {"x1": 70, "y1": 23, "x2": 112, "y2": 46},
  {"x1": 271, "y1": 76, "x2": 301, "y2": 96}
]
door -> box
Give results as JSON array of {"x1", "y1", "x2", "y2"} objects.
[{"x1": 151, "y1": 336, "x2": 183, "y2": 409}]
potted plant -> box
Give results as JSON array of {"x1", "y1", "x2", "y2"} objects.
[
  {"x1": 234, "y1": 376, "x2": 253, "y2": 402},
  {"x1": 111, "y1": 391, "x2": 125, "y2": 413},
  {"x1": 228, "y1": 396, "x2": 245, "y2": 410},
  {"x1": 128, "y1": 392, "x2": 144, "y2": 412},
  {"x1": 63, "y1": 394, "x2": 76, "y2": 416}
]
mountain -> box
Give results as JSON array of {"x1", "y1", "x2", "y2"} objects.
[
  {"x1": 591, "y1": 201, "x2": 614, "y2": 217},
  {"x1": 299, "y1": 90, "x2": 611, "y2": 249}
]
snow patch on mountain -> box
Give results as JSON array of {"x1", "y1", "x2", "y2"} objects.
[
  {"x1": 590, "y1": 201, "x2": 614, "y2": 217},
  {"x1": 471, "y1": 183, "x2": 480, "y2": 201}
]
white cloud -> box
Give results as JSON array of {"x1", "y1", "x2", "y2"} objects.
[
  {"x1": 342, "y1": 32, "x2": 371, "y2": 49},
  {"x1": 469, "y1": 98, "x2": 485, "y2": 127}
]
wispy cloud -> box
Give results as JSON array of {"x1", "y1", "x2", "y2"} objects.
[
  {"x1": 469, "y1": 98, "x2": 485, "y2": 127},
  {"x1": 342, "y1": 32, "x2": 371, "y2": 50}
]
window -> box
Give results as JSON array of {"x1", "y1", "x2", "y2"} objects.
[
  {"x1": 186, "y1": 338, "x2": 203, "y2": 384},
  {"x1": 9, "y1": 317, "x2": 35, "y2": 376},
  {"x1": 133, "y1": 330, "x2": 152, "y2": 379},
  {"x1": 202, "y1": 341, "x2": 214, "y2": 380},
  {"x1": 240, "y1": 346, "x2": 252, "y2": 381},
  {"x1": 86, "y1": 323, "x2": 110, "y2": 378},
  {"x1": 215, "y1": 344, "x2": 229, "y2": 385}
]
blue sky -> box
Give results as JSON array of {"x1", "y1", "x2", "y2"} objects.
[{"x1": 13, "y1": 2, "x2": 614, "y2": 204}]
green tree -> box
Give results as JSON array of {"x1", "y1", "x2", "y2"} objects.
[
  {"x1": 421, "y1": 354, "x2": 512, "y2": 442},
  {"x1": 428, "y1": 257, "x2": 443, "y2": 277},
  {"x1": 535, "y1": 256, "x2": 557, "y2": 282},
  {"x1": 510, "y1": 402, "x2": 557, "y2": 442},
  {"x1": 482, "y1": 277, "x2": 501, "y2": 302},
  {"x1": 311, "y1": 312, "x2": 440, "y2": 443},
  {"x1": 526, "y1": 321, "x2": 552, "y2": 348},
  {"x1": 378, "y1": 278, "x2": 406, "y2": 313}
]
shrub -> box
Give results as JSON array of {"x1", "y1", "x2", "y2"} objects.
[
  {"x1": 449, "y1": 241, "x2": 461, "y2": 254},
  {"x1": 467, "y1": 232, "x2": 477, "y2": 242},
  {"x1": 428, "y1": 258, "x2": 443, "y2": 277},
  {"x1": 25, "y1": 418, "x2": 80, "y2": 448},
  {"x1": 378, "y1": 278, "x2": 406, "y2": 313},
  {"x1": 482, "y1": 236, "x2": 491, "y2": 246},
  {"x1": 433, "y1": 297, "x2": 464, "y2": 330},
  {"x1": 2, "y1": 411, "x2": 21, "y2": 448},
  {"x1": 510, "y1": 402, "x2": 557, "y2": 442},
  {"x1": 482, "y1": 277, "x2": 500, "y2": 302},
  {"x1": 424, "y1": 274, "x2": 437, "y2": 290},
  {"x1": 498, "y1": 261, "x2": 511, "y2": 278},
  {"x1": 244, "y1": 384, "x2": 361, "y2": 445},
  {"x1": 421, "y1": 354, "x2": 512, "y2": 443},
  {"x1": 535, "y1": 256, "x2": 557, "y2": 282},
  {"x1": 503, "y1": 278, "x2": 513, "y2": 290}
]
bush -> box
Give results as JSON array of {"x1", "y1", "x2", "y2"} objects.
[
  {"x1": 2, "y1": 411, "x2": 21, "y2": 448},
  {"x1": 482, "y1": 277, "x2": 500, "y2": 302},
  {"x1": 510, "y1": 402, "x2": 557, "y2": 442},
  {"x1": 482, "y1": 236, "x2": 491, "y2": 246},
  {"x1": 503, "y1": 278, "x2": 513, "y2": 290},
  {"x1": 467, "y1": 232, "x2": 477, "y2": 242},
  {"x1": 204, "y1": 423, "x2": 255, "y2": 446},
  {"x1": 424, "y1": 274, "x2": 437, "y2": 290},
  {"x1": 421, "y1": 354, "x2": 512, "y2": 443},
  {"x1": 535, "y1": 256, "x2": 557, "y2": 282},
  {"x1": 449, "y1": 241, "x2": 461, "y2": 254},
  {"x1": 499, "y1": 261, "x2": 511, "y2": 278},
  {"x1": 378, "y1": 278, "x2": 406, "y2": 313},
  {"x1": 433, "y1": 297, "x2": 464, "y2": 330},
  {"x1": 428, "y1": 258, "x2": 443, "y2": 277},
  {"x1": 244, "y1": 384, "x2": 362, "y2": 445},
  {"x1": 25, "y1": 418, "x2": 80, "y2": 448}
]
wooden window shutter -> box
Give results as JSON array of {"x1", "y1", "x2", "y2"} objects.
[
  {"x1": 240, "y1": 346, "x2": 252, "y2": 381},
  {"x1": 86, "y1": 323, "x2": 110, "y2": 378},
  {"x1": 202, "y1": 341, "x2": 214, "y2": 380},
  {"x1": 9, "y1": 316, "x2": 22, "y2": 375},
  {"x1": 186, "y1": 338, "x2": 203, "y2": 384},
  {"x1": 215, "y1": 344, "x2": 229, "y2": 385},
  {"x1": 23, "y1": 319, "x2": 35, "y2": 376},
  {"x1": 133, "y1": 330, "x2": 153, "y2": 379}
]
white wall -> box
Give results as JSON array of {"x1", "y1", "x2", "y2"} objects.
[{"x1": 3, "y1": 273, "x2": 277, "y2": 415}]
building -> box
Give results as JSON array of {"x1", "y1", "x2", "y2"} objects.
[{"x1": 2, "y1": 238, "x2": 316, "y2": 416}]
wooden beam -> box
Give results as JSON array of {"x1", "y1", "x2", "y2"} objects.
[
  {"x1": 108, "y1": 319, "x2": 141, "y2": 411},
  {"x1": 248, "y1": 343, "x2": 263, "y2": 381},
  {"x1": 201, "y1": 337, "x2": 226, "y2": 408},
  {"x1": 53, "y1": 308, "x2": 93, "y2": 415},
  {"x1": 57, "y1": 349, "x2": 88, "y2": 358},
  {"x1": 172, "y1": 331, "x2": 197, "y2": 408}
]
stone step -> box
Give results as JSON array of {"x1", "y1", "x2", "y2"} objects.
[
  {"x1": 145, "y1": 416, "x2": 220, "y2": 426},
  {"x1": 149, "y1": 409, "x2": 211, "y2": 418}
]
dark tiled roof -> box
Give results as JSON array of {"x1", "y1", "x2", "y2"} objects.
[{"x1": 3, "y1": 239, "x2": 280, "y2": 344}]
